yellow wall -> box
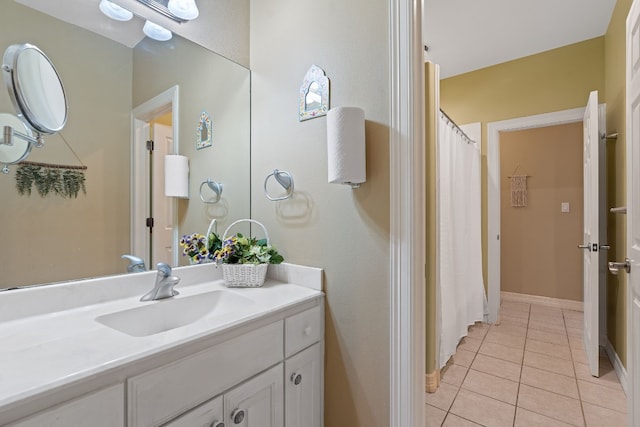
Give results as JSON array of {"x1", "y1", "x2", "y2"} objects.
[
  {"x1": 441, "y1": 37, "x2": 605, "y2": 294},
  {"x1": 500, "y1": 123, "x2": 584, "y2": 301},
  {"x1": 604, "y1": 0, "x2": 632, "y2": 366},
  {"x1": 425, "y1": 62, "x2": 438, "y2": 376},
  {"x1": 440, "y1": 0, "x2": 632, "y2": 366}
]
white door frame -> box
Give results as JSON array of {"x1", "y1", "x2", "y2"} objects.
[
  {"x1": 486, "y1": 107, "x2": 586, "y2": 323},
  {"x1": 389, "y1": 0, "x2": 425, "y2": 425},
  {"x1": 131, "y1": 85, "x2": 180, "y2": 268}
]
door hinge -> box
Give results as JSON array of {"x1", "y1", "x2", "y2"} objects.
[
  {"x1": 146, "y1": 140, "x2": 154, "y2": 152},
  {"x1": 146, "y1": 217, "x2": 154, "y2": 229}
]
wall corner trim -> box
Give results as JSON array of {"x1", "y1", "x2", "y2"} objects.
[{"x1": 605, "y1": 338, "x2": 628, "y2": 396}]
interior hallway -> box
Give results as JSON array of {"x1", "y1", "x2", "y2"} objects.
[{"x1": 425, "y1": 300, "x2": 627, "y2": 426}]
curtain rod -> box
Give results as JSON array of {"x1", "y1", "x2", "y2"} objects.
[{"x1": 440, "y1": 109, "x2": 475, "y2": 144}]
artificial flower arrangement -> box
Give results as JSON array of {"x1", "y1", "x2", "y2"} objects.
[
  {"x1": 213, "y1": 219, "x2": 284, "y2": 287},
  {"x1": 179, "y1": 232, "x2": 222, "y2": 264},
  {"x1": 213, "y1": 234, "x2": 284, "y2": 265}
]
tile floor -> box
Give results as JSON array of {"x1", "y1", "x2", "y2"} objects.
[{"x1": 425, "y1": 300, "x2": 628, "y2": 426}]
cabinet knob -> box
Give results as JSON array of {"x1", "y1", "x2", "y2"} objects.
[
  {"x1": 231, "y1": 409, "x2": 245, "y2": 424},
  {"x1": 291, "y1": 372, "x2": 303, "y2": 385},
  {"x1": 210, "y1": 422, "x2": 224, "y2": 427},
  {"x1": 303, "y1": 326, "x2": 312, "y2": 336}
]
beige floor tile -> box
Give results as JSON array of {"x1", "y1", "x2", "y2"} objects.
[
  {"x1": 517, "y1": 384, "x2": 584, "y2": 426},
  {"x1": 485, "y1": 329, "x2": 526, "y2": 349},
  {"x1": 452, "y1": 349, "x2": 476, "y2": 368},
  {"x1": 564, "y1": 318, "x2": 583, "y2": 330},
  {"x1": 527, "y1": 320, "x2": 568, "y2": 336},
  {"x1": 530, "y1": 305, "x2": 564, "y2": 317},
  {"x1": 578, "y1": 380, "x2": 627, "y2": 413},
  {"x1": 520, "y1": 365, "x2": 579, "y2": 398},
  {"x1": 501, "y1": 306, "x2": 531, "y2": 320},
  {"x1": 515, "y1": 407, "x2": 575, "y2": 426},
  {"x1": 442, "y1": 364, "x2": 469, "y2": 387},
  {"x1": 424, "y1": 382, "x2": 459, "y2": 411},
  {"x1": 491, "y1": 322, "x2": 528, "y2": 337},
  {"x1": 450, "y1": 389, "x2": 515, "y2": 427},
  {"x1": 582, "y1": 402, "x2": 627, "y2": 427},
  {"x1": 570, "y1": 346, "x2": 589, "y2": 365},
  {"x1": 525, "y1": 338, "x2": 572, "y2": 360},
  {"x1": 479, "y1": 340, "x2": 524, "y2": 364},
  {"x1": 467, "y1": 325, "x2": 488, "y2": 340},
  {"x1": 500, "y1": 314, "x2": 530, "y2": 328},
  {"x1": 568, "y1": 334, "x2": 584, "y2": 350},
  {"x1": 527, "y1": 329, "x2": 569, "y2": 347},
  {"x1": 461, "y1": 369, "x2": 519, "y2": 405},
  {"x1": 501, "y1": 300, "x2": 531, "y2": 312},
  {"x1": 425, "y1": 404, "x2": 447, "y2": 427},
  {"x1": 573, "y1": 362, "x2": 623, "y2": 391},
  {"x1": 529, "y1": 314, "x2": 566, "y2": 328},
  {"x1": 457, "y1": 337, "x2": 482, "y2": 353},
  {"x1": 442, "y1": 413, "x2": 483, "y2": 426},
  {"x1": 562, "y1": 309, "x2": 584, "y2": 321},
  {"x1": 523, "y1": 351, "x2": 575, "y2": 377},
  {"x1": 470, "y1": 353, "x2": 521, "y2": 382},
  {"x1": 566, "y1": 327, "x2": 582, "y2": 338}
]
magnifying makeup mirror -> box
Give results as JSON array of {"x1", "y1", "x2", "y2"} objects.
[{"x1": 0, "y1": 43, "x2": 68, "y2": 172}]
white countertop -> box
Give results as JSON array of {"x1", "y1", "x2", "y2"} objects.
[{"x1": 0, "y1": 262, "x2": 323, "y2": 421}]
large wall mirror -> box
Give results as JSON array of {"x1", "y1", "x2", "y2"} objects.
[{"x1": 0, "y1": 1, "x2": 250, "y2": 289}]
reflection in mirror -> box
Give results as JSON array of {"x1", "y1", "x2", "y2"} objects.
[
  {"x1": 3, "y1": 43, "x2": 68, "y2": 134},
  {"x1": 0, "y1": 1, "x2": 250, "y2": 290},
  {"x1": 299, "y1": 64, "x2": 329, "y2": 121}
]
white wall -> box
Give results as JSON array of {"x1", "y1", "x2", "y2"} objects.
[{"x1": 250, "y1": 0, "x2": 391, "y2": 425}]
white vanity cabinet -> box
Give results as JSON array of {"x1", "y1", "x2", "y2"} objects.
[
  {"x1": 6, "y1": 384, "x2": 124, "y2": 427},
  {"x1": 284, "y1": 343, "x2": 323, "y2": 427}
]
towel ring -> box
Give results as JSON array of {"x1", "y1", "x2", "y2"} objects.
[
  {"x1": 264, "y1": 169, "x2": 294, "y2": 201},
  {"x1": 199, "y1": 179, "x2": 223, "y2": 204}
]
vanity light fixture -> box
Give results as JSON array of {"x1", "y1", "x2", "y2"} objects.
[
  {"x1": 98, "y1": 0, "x2": 134, "y2": 21},
  {"x1": 143, "y1": 20, "x2": 173, "y2": 41},
  {"x1": 167, "y1": 0, "x2": 199, "y2": 20}
]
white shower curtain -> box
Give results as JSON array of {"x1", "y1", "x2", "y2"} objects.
[{"x1": 437, "y1": 113, "x2": 486, "y2": 368}]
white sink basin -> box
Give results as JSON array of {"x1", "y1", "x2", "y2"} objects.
[{"x1": 95, "y1": 290, "x2": 254, "y2": 337}]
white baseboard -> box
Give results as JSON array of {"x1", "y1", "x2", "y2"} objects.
[
  {"x1": 605, "y1": 339, "x2": 628, "y2": 396},
  {"x1": 501, "y1": 291, "x2": 583, "y2": 312}
]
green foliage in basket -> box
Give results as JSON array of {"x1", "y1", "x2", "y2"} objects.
[
  {"x1": 179, "y1": 232, "x2": 223, "y2": 264},
  {"x1": 213, "y1": 233, "x2": 284, "y2": 265}
]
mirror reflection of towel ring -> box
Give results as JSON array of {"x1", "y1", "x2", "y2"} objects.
[
  {"x1": 264, "y1": 169, "x2": 294, "y2": 201},
  {"x1": 199, "y1": 179, "x2": 223, "y2": 204}
]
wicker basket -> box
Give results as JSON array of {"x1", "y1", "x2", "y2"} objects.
[{"x1": 220, "y1": 219, "x2": 270, "y2": 288}]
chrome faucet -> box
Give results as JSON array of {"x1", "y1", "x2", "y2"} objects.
[
  {"x1": 140, "y1": 263, "x2": 180, "y2": 301},
  {"x1": 122, "y1": 254, "x2": 146, "y2": 273}
]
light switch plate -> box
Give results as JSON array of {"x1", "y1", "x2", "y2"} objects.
[{"x1": 561, "y1": 202, "x2": 570, "y2": 213}]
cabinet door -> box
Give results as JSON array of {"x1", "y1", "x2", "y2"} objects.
[
  {"x1": 224, "y1": 364, "x2": 283, "y2": 427},
  {"x1": 284, "y1": 343, "x2": 323, "y2": 427},
  {"x1": 7, "y1": 384, "x2": 124, "y2": 427},
  {"x1": 163, "y1": 396, "x2": 223, "y2": 427}
]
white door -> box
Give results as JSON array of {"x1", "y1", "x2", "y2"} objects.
[
  {"x1": 151, "y1": 123, "x2": 174, "y2": 266},
  {"x1": 284, "y1": 343, "x2": 323, "y2": 427},
  {"x1": 581, "y1": 90, "x2": 602, "y2": 377},
  {"x1": 224, "y1": 364, "x2": 283, "y2": 427},
  {"x1": 626, "y1": 0, "x2": 640, "y2": 421}
]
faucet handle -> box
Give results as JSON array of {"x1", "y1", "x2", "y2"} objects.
[{"x1": 156, "y1": 262, "x2": 172, "y2": 277}]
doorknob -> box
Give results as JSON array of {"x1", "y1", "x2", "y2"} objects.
[
  {"x1": 608, "y1": 258, "x2": 631, "y2": 275},
  {"x1": 577, "y1": 244, "x2": 591, "y2": 251}
]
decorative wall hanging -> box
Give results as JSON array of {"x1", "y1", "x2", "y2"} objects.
[
  {"x1": 509, "y1": 164, "x2": 530, "y2": 208},
  {"x1": 16, "y1": 161, "x2": 87, "y2": 198},
  {"x1": 299, "y1": 65, "x2": 330, "y2": 121},
  {"x1": 196, "y1": 111, "x2": 212, "y2": 149}
]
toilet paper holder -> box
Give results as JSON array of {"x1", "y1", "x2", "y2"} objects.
[
  {"x1": 264, "y1": 169, "x2": 294, "y2": 201},
  {"x1": 199, "y1": 179, "x2": 223, "y2": 204}
]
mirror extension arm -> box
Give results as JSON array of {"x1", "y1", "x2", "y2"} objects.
[{"x1": 3, "y1": 125, "x2": 43, "y2": 148}]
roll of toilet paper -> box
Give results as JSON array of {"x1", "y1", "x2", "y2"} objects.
[
  {"x1": 165, "y1": 155, "x2": 189, "y2": 198},
  {"x1": 327, "y1": 107, "x2": 366, "y2": 186}
]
